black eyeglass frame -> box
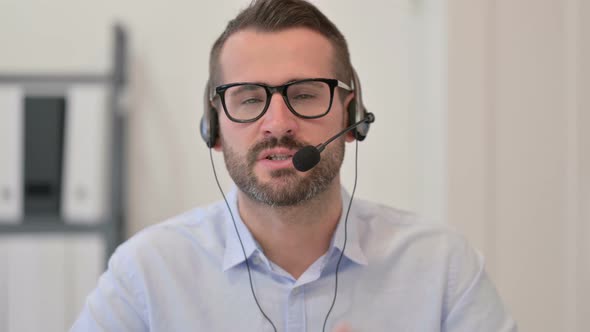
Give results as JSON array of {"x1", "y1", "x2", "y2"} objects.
[{"x1": 210, "y1": 78, "x2": 353, "y2": 123}]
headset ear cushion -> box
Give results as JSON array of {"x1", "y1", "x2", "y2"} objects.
[
  {"x1": 201, "y1": 79, "x2": 221, "y2": 148},
  {"x1": 347, "y1": 98, "x2": 363, "y2": 140},
  {"x1": 200, "y1": 105, "x2": 219, "y2": 148}
]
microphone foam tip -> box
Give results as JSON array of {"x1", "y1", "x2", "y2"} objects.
[{"x1": 292, "y1": 146, "x2": 321, "y2": 172}]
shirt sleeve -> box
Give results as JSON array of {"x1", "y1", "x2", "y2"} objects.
[
  {"x1": 69, "y1": 246, "x2": 148, "y2": 332},
  {"x1": 442, "y1": 237, "x2": 518, "y2": 332}
]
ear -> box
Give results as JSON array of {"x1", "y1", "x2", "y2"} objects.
[
  {"x1": 213, "y1": 137, "x2": 222, "y2": 151},
  {"x1": 209, "y1": 100, "x2": 223, "y2": 151},
  {"x1": 212, "y1": 117, "x2": 222, "y2": 151}
]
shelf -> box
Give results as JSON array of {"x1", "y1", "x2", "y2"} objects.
[
  {"x1": 0, "y1": 74, "x2": 111, "y2": 84},
  {"x1": 0, "y1": 219, "x2": 113, "y2": 234}
]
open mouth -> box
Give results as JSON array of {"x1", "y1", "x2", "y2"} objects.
[
  {"x1": 258, "y1": 148, "x2": 296, "y2": 164},
  {"x1": 265, "y1": 154, "x2": 292, "y2": 161}
]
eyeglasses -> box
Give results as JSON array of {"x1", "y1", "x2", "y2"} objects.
[{"x1": 211, "y1": 78, "x2": 353, "y2": 123}]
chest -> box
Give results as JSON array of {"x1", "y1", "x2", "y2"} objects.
[{"x1": 141, "y1": 261, "x2": 446, "y2": 332}]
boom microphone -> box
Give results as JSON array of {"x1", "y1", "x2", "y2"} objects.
[{"x1": 292, "y1": 113, "x2": 375, "y2": 172}]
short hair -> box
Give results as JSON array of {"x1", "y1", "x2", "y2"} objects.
[{"x1": 208, "y1": 0, "x2": 353, "y2": 89}]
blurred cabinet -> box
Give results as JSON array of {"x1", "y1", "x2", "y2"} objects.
[{"x1": 0, "y1": 25, "x2": 127, "y2": 332}]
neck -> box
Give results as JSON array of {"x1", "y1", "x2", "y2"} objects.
[{"x1": 237, "y1": 180, "x2": 343, "y2": 279}]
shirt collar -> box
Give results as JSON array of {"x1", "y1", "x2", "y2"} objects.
[{"x1": 222, "y1": 186, "x2": 368, "y2": 272}]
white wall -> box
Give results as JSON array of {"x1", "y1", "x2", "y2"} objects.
[{"x1": 448, "y1": 0, "x2": 590, "y2": 331}]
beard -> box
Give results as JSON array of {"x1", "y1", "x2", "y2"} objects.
[{"x1": 221, "y1": 135, "x2": 344, "y2": 207}]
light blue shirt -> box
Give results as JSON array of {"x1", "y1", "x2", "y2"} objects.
[{"x1": 71, "y1": 188, "x2": 516, "y2": 331}]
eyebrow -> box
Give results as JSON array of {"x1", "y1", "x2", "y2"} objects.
[
  {"x1": 292, "y1": 80, "x2": 324, "y2": 87},
  {"x1": 228, "y1": 84, "x2": 263, "y2": 97},
  {"x1": 255, "y1": 77, "x2": 313, "y2": 86}
]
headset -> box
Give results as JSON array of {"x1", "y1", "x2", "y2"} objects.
[{"x1": 200, "y1": 67, "x2": 371, "y2": 148}]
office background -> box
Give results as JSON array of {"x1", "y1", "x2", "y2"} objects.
[{"x1": 0, "y1": 0, "x2": 588, "y2": 331}]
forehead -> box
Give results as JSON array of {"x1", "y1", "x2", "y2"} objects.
[{"x1": 218, "y1": 27, "x2": 335, "y2": 85}]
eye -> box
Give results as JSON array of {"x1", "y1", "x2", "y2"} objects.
[
  {"x1": 241, "y1": 97, "x2": 264, "y2": 105},
  {"x1": 292, "y1": 93, "x2": 316, "y2": 100}
]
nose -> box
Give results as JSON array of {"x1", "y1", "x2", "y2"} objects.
[{"x1": 259, "y1": 92, "x2": 299, "y2": 138}]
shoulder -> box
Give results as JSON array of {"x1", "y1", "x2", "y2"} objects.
[
  {"x1": 352, "y1": 198, "x2": 481, "y2": 265},
  {"x1": 108, "y1": 200, "x2": 230, "y2": 274}
]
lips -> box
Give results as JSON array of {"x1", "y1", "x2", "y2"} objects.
[{"x1": 258, "y1": 148, "x2": 296, "y2": 161}]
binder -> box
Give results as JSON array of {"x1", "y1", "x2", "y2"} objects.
[
  {"x1": 0, "y1": 86, "x2": 23, "y2": 222},
  {"x1": 61, "y1": 86, "x2": 111, "y2": 223},
  {"x1": 23, "y1": 96, "x2": 66, "y2": 217}
]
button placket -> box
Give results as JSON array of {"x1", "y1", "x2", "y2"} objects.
[{"x1": 285, "y1": 286, "x2": 306, "y2": 332}]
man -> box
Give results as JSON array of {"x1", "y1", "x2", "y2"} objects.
[{"x1": 72, "y1": 0, "x2": 516, "y2": 331}]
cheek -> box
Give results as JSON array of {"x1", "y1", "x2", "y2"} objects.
[
  {"x1": 327, "y1": 105, "x2": 348, "y2": 130},
  {"x1": 219, "y1": 121, "x2": 255, "y2": 150}
]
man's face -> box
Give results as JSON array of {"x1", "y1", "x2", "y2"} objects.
[{"x1": 215, "y1": 27, "x2": 352, "y2": 206}]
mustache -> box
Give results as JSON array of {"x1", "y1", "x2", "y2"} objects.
[{"x1": 247, "y1": 136, "x2": 308, "y2": 166}]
